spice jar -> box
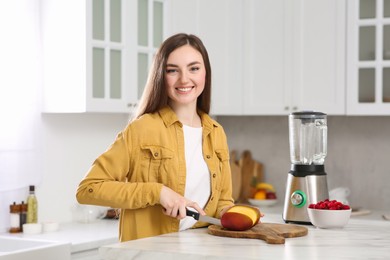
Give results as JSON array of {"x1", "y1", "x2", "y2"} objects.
[
  {"x1": 20, "y1": 201, "x2": 27, "y2": 231},
  {"x1": 9, "y1": 202, "x2": 21, "y2": 233}
]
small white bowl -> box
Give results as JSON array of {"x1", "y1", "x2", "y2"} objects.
[
  {"x1": 23, "y1": 223, "x2": 43, "y2": 234},
  {"x1": 43, "y1": 222, "x2": 59, "y2": 233},
  {"x1": 307, "y1": 208, "x2": 352, "y2": 229},
  {"x1": 248, "y1": 198, "x2": 278, "y2": 207}
]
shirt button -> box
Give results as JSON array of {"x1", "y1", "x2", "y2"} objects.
[
  {"x1": 210, "y1": 197, "x2": 214, "y2": 201},
  {"x1": 154, "y1": 152, "x2": 159, "y2": 157},
  {"x1": 88, "y1": 188, "x2": 93, "y2": 193},
  {"x1": 213, "y1": 173, "x2": 216, "y2": 178},
  {"x1": 206, "y1": 155, "x2": 211, "y2": 159}
]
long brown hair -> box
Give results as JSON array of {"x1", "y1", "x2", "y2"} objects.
[{"x1": 132, "y1": 33, "x2": 212, "y2": 120}]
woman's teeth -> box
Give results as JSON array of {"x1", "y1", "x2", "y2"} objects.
[{"x1": 177, "y1": 87, "x2": 192, "y2": 92}]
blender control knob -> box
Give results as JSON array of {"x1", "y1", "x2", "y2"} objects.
[{"x1": 290, "y1": 190, "x2": 307, "y2": 207}]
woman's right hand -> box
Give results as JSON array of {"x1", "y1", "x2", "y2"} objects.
[{"x1": 159, "y1": 186, "x2": 205, "y2": 219}]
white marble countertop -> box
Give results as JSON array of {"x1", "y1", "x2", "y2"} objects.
[
  {"x1": 0, "y1": 219, "x2": 118, "y2": 253},
  {"x1": 100, "y1": 207, "x2": 390, "y2": 260}
]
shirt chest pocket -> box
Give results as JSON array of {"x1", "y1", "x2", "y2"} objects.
[{"x1": 139, "y1": 145, "x2": 174, "y2": 184}]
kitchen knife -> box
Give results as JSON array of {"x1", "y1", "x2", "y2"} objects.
[{"x1": 186, "y1": 208, "x2": 221, "y2": 226}]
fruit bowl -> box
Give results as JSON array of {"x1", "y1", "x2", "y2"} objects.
[
  {"x1": 307, "y1": 199, "x2": 352, "y2": 229},
  {"x1": 248, "y1": 198, "x2": 278, "y2": 207},
  {"x1": 307, "y1": 208, "x2": 351, "y2": 228}
]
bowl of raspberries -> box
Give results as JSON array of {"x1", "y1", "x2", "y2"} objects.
[{"x1": 307, "y1": 199, "x2": 352, "y2": 229}]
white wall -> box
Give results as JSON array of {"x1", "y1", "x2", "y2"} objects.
[
  {"x1": 0, "y1": 113, "x2": 128, "y2": 232},
  {"x1": 38, "y1": 113, "x2": 128, "y2": 223},
  {"x1": 0, "y1": 0, "x2": 43, "y2": 232},
  {"x1": 0, "y1": 0, "x2": 128, "y2": 232}
]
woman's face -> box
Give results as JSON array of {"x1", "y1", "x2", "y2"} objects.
[{"x1": 164, "y1": 44, "x2": 206, "y2": 108}]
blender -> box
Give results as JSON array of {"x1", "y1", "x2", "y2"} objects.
[{"x1": 283, "y1": 111, "x2": 329, "y2": 224}]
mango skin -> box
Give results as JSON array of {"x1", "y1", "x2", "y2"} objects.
[
  {"x1": 221, "y1": 212, "x2": 254, "y2": 231},
  {"x1": 220, "y1": 205, "x2": 261, "y2": 231}
]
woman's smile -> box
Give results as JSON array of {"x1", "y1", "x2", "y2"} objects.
[{"x1": 176, "y1": 86, "x2": 194, "y2": 93}]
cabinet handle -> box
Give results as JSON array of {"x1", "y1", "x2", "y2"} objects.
[
  {"x1": 292, "y1": 106, "x2": 298, "y2": 111},
  {"x1": 284, "y1": 106, "x2": 289, "y2": 111}
]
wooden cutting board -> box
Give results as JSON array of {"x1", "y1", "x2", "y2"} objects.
[
  {"x1": 230, "y1": 150, "x2": 241, "y2": 201},
  {"x1": 208, "y1": 223, "x2": 308, "y2": 244},
  {"x1": 239, "y1": 150, "x2": 264, "y2": 202}
]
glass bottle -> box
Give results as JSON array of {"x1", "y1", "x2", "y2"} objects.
[{"x1": 26, "y1": 185, "x2": 38, "y2": 223}]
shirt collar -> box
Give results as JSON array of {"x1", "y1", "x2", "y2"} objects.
[
  {"x1": 158, "y1": 106, "x2": 180, "y2": 127},
  {"x1": 158, "y1": 105, "x2": 218, "y2": 131}
]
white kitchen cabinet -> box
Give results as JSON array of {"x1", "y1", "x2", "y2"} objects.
[
  {"x1": 243, "y1": 0, "x2": 346, "y2": 115},
  {"x1": 42, "y1": 0, "x2": 167, "y2": 113},
  {"x1": 168, "y1": 0, "x2": 345, "y2": 116},
  {"x1": 136, "y1": 0, "x2": 168, "y2": 103},
  {"x1": 167, "y1": 0, "x2": 244, "y2": 115},
  {"x1": 197, "y1": 0, "x2": 244, "y2": 115},
  {"x1": 242, "y1": 0, "x2": 288, "y2": 115},
  {"x1": 291, "y1": 0, "x2": 346, "y2": 115},
  {"x1": 347, "y1": 0, "x2": 390, "y2": 115},
  {"x1": 41, "y1": 0, "x2": 134, "y2": 113}
]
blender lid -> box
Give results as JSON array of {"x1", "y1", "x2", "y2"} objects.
[{"x1": 290, "y1": 111, "x2": 327, "y2": 119}]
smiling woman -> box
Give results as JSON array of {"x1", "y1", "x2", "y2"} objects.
[{"x1": 0, "y1": 0, "x2": 43, "y2": 232}]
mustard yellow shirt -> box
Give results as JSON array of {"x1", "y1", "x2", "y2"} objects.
[{"x1": 76, "y1": 106, "x2": 234, "y2": 242}]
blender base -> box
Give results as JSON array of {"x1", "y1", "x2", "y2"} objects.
[{"x1": 283, "y1": 173, "x2": 329, "y2": 224}]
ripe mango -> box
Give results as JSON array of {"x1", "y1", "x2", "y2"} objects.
[{"x1": 221, "y1": 205, "x2": 261, "y2": 231}]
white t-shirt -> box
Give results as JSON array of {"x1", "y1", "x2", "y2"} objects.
[{"x1": 179, "y1": 125, "x2": 211, "y2": 231}]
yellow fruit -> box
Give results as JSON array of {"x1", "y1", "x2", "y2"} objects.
[
  {"x1": 221, "y1": 205, "x2": 261, "y2": 231},
  {"x1": 256, "y1": 182, "x2": 275, "y2": 192},
  {"x1": 254, "y1": 190, "x2": 266, "y2": 200}
]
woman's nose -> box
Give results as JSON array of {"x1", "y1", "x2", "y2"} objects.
[{"x1": 179, "y1": 71, "x2": 189, "y2": 83}]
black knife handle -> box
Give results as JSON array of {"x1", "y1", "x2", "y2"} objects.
[{"x1": 186, "y1": 208, "x2": 200, "y2": 220}]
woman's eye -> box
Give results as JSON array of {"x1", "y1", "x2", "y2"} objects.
[
  {"x1": 166, "y1": 69, "x2": 177, "y2": 74},
  {"x1": 190, "y1": 66, "x2": 200, "y2": 72}
]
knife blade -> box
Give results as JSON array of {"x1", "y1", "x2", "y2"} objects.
[{"x1": 186, "y1": 208, "x2": 221, "y2": 226}]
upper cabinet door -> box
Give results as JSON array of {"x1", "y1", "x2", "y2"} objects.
[
  {"x1": 42, "y1": 0, "x2": 166, "y2": 113},
  {"x1": 292, "y1": 0, "x2": 346, "y2": 115},
  {"x1": 42, "y1": 0, "x2": 130, "y2": 113},
  {"x1": 135, "y1": 0, "x2": 167, "y2": 108},
  {"x1": 242, "y1": 0, "x2": 346, "y2": 115},
  {"x1": 167, "y1": 0, "x2": 244, "y2": 115},
  {"x1": 87, "y1": 0, "x2": 130, "y2": 112},
  {"x1": 197, "y1": 0, "x2": 244, "y2": 115},
  {"x1": 347, "y1": 0, "x2": 390, "y2": 115},
  {"x1": 242, "y1": 0, "x2": 289, "y2": 115}
]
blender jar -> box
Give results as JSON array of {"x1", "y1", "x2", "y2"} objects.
[{"x1": 289, "y1": 111, "x2": 327, "y2": 165}]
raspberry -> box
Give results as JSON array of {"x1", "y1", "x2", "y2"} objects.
[{"x1": 309, "y1": 199, "x2": 350, "y2": 210}]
